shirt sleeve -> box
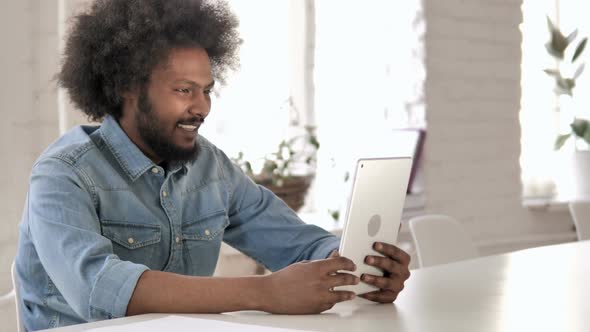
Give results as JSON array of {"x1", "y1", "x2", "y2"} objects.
[
  {"x1": 26, "y1": 157, "x2": 149, "y2": 321},
  {"x1": 217, "y1": 151, "x2": 340, "y2": 271}
]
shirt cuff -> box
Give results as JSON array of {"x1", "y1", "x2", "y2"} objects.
[
  {"x1": 88, "y1": 257, "x2": 149, "y2": 320},
  {"x1": 313, "y1": 237, "x2": 341, "y2": 260}
]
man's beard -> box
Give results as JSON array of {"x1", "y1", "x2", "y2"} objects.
[{"x1": 136, "y1": 90, "x2": 200, "y2": 164}]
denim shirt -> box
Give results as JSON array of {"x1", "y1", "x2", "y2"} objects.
[{"x1": 15, "y1": 115, "x2": 339, "y2": 330}]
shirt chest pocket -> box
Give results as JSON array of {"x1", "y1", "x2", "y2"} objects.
[
  {"x1": 101, "y1": 221, "x2": 163, "y2": 270},
  {"x1": 181, "y1": 209, "x2": 229, "y2": 275}
]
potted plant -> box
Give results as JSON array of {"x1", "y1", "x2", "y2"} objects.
[
  {"x1": 544, "y1": 17, "x2": 590, "y2": 198},
  {"x1": 232, "y1": 100, "x2": 320, "y2": 212}
]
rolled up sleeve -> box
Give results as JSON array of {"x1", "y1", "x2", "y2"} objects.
[
  {"x1": 89, "y1": 258, "x2": 148, "y2": 319},
  {"x1": 27, "y1": 157, "x2": 148, "y2": 321}
]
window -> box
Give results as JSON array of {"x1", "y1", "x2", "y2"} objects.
[
  {"x1": 520, "y1": 0, "x2": 590, "y2": 199},
  {"x1": 200, "y1": 0, "x2": 293, "y2": 162},
  {"x1": 205, "y1": 1, "x2": 426, "y2": 216},
  {"x1": 312, "y1": 0, "x2": 426, "y2": 215}
]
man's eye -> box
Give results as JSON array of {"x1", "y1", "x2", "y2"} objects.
[
  {"x1": 204, "y1": 89, "x2": 212, "y2": 95},
  {"x1": 176, "y1": 88, "x2": 190, "y2": 94}
]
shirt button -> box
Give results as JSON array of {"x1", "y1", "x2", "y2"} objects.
[
  {"x1": 204, "y1": 229, "x2": 211, "y2": 236},
  {"x1": 151, "y1": 167, "x2": 159, "y2": 174},
  {"x1": 127, "y1": 238, "x2": 135, "y2": 244},
  {"x1": 175, "y1": 236, "x2": 181, "y2": 243},
  {"x1": 162, "y1": 191, "x2": 168, "y2": 197}
]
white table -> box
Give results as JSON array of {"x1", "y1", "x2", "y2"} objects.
[{"x1": 45, "y1": 240, "x2": 590, "y2": 332}]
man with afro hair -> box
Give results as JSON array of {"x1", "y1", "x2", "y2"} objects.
[{"x1": 14, "y1": 0, "x2": 411, "y2": 329}]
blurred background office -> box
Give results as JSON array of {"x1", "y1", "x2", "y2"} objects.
[{"x1": 1, "y1": 0, "x2": 587, "y2": 331}]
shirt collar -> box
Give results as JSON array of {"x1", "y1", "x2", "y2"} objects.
[
  {"x1": 100, "y1": 115, "x2": 190, "y2": 181},
  {"x1": 100, "y1": 115, "x2": 157, "y2": 181}
]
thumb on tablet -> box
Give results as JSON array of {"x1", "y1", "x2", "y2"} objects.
[{"x1": 328, "y1": 250, "x2": 340, "y2": 258}]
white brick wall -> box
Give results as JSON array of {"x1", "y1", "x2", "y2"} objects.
[
  {"x1": 422, "y1": 0, "x2": 575, "y2": 255},
  {"x1": 0, "y1": 0, "x2": 60, "y2": 330},
  {"x1": 61, "y1": 0, "x2": 95, "y2": 130}
]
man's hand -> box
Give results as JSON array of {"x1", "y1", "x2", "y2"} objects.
[
  {"x1": 261, "y1": 256, "x2": 360, "y2": 314},
  {"x1": 359, "y1": 242, "x2": 411, "y2": 303}
]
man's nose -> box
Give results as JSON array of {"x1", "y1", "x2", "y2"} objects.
[{"x1": 188, "y1": 91, "x2": 211, "y2": 117}]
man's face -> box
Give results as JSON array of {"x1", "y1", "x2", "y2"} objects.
[{"x1": 121, "y1": 47, "x2": 214, "y2": 163}]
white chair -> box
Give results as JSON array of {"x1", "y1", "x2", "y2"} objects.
[
  {"x1": 0, "y1": 261, "x2": 23, "y2": 332},
  {"x1": 409, "y1": 215, "x2": 478, "y2": 268},
  {"x1": 568, "y1": 201, "x2": 590, "y2": 241},
  {"x1": 0, "y1": 284, "x2": 14, "y2": 305},
  {"x1": 12, "y1": 261, "x2": 24, "y2": 332}
]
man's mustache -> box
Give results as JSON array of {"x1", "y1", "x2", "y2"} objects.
[{"x1": 178, "y1": 115, "x2": 205, "y2": 125}]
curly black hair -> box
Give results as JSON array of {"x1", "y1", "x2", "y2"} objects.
[{"x1": 58, "y1": 0, "x2": 241, "y2": 122}]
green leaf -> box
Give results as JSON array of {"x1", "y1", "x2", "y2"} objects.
[
  {"x1": 573, "y1": 38, "x2": 587, "y2": 62},
  {"x1": 574, "y1": 64, "x2": 585, "y2": 79},
  {"x1": 545, "y1": 17, "x2": 571, "y2": 59},
  {"x1": 309, "y1": 135, "x2": 320, "y2": 150},
  {"x1": 547, "y1": 33, "x2": 568, "y2": 59},
  {"x1": 583, "y1": 126, "x2": 590, "y2": 146},
  {"x1": 555, "y1": 134, "x2": 572, "y2": 150},
  {"x1": 544, "y1": 69, "x2": 560, "y2": 77},
  {"x1": 571, "y1": 119, "x2": 589, "y2": 137},
  {"x1": 262, "y1": 160, "x2": 278, "y2": 174},
  {"x1": 329, "y1": 210, "x2": 340, "y2": 221},
  {"x1": 546, "y1": 16, "x2": 556, "y2": 32},
  {"x1": 567, "y1": 29, "x2": 579, "y2": 44},
  {"x1": 556, "y1": 78, "x2": 575, "y2": 95},
  {"x1": 546, "y1": 41, "x2": 565, "y2": 59}
]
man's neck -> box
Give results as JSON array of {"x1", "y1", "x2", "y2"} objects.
[
  {"x1": 116, "y1": 116, "x2": 162, "y2": 164},
  {"x1": 158, "y1": 161, "x2": 168, "y2": 175}
]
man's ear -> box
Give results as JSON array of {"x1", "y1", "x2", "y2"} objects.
[
  {"x1": 121, "y1": 87, "x2": 139, "y2": 102},
  {"x1": 120, "y1": 87, "x2": 140, "y2": 117}
]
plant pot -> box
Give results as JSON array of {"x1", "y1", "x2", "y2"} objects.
[
  {"x1": 256, "y1": 175, "x2": 313, "y2": 212},
  {"x1": 572, "y1": 150, "x2": 590, "y2": 199}
]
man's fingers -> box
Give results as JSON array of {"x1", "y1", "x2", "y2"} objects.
[
  {"x1": 364, "y1": 255, "x2": 403, "y2": 276},
  {"x1": 361, "y1": 274, "x2": 404, "y2": 293},
  {"x1": 318, "y1": 303, "x2": 335, "y2": 313},
  {"x1": 359, "y1": 290, "x2": 398, "y2": 303},
  {"x1": 326, "y1": 290, "x2": 356, "y2": 304},
  {"x1": 364, "y1": 255, "x2": 411, "y2": 280},
  {"x1": 326, "y1": 272, "x2": 360, "y2": 288},
  {"x1": 373, "y1": 242, "x2": 411, "y2": 265},
  {"x1": 320, "y1": 256, "x2": 356, "y2": 274},
  {"x1": 361, "y1": 273, "x2": 392, "y2": 290}
]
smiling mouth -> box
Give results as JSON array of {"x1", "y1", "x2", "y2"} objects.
[
  {"x1": 177, "y1": 123, "x2": 199, "y2": 132},
  {"x1": 177, "y1": 115, "x2": 205, "y2": 133}
]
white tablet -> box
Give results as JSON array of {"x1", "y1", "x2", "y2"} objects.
[{"x1": 336, "y1": 157, "x2": 412, "y2": 294}]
